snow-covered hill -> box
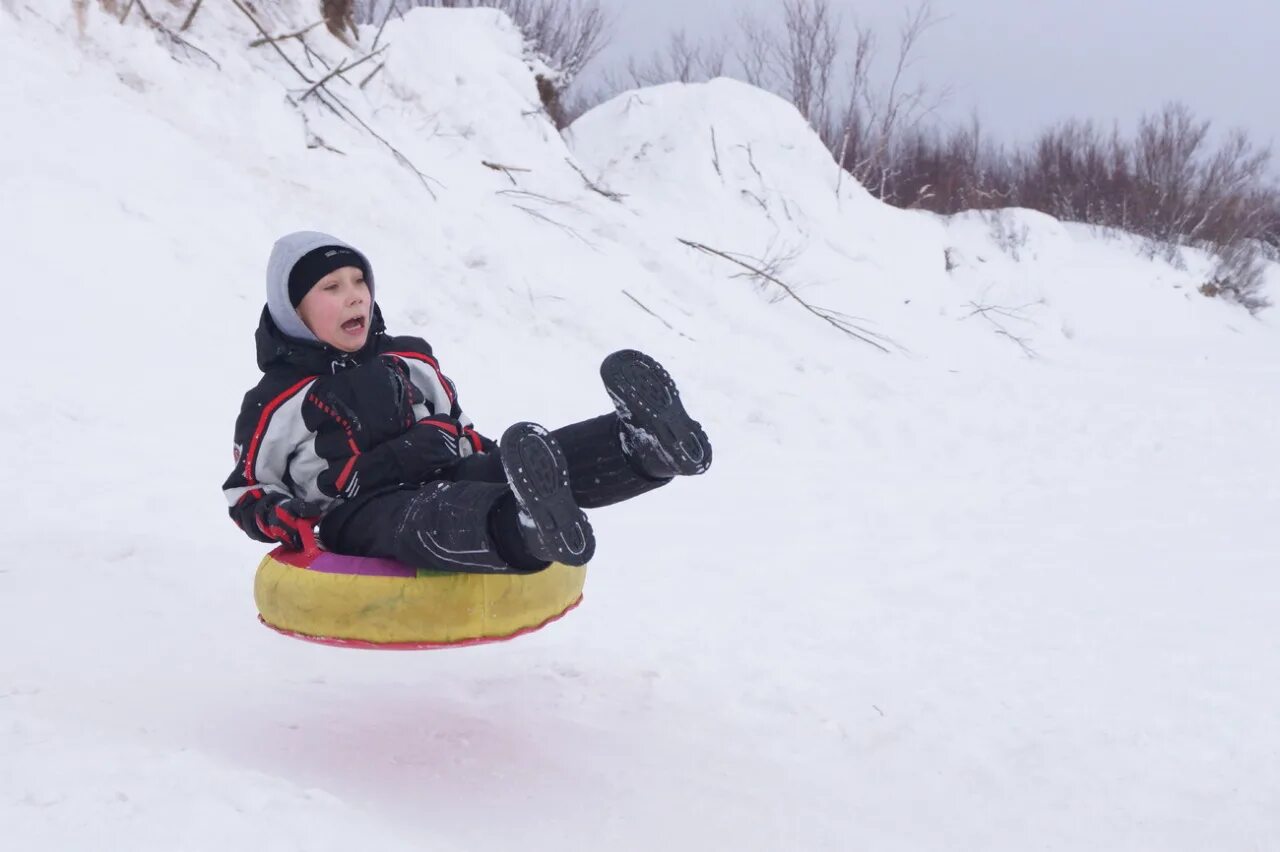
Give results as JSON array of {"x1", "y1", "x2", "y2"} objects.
[{"x1": 3, "y1": 3, "x2": 1278, "y2": 850}]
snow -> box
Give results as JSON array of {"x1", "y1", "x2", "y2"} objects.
[{"x1": 3, "y1": 2, "x2": 1279, "y2": 849}]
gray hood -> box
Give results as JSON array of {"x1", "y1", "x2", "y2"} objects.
[{"x1": 266, "y1": 230, "x2": 376, "y2": 342}]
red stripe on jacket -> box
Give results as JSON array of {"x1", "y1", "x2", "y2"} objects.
[
  {"x1": 383, "y1": 351, "x2": 457, "y2": 407},
  {"x1": 334, "y1": 455, "x2": 360, "y2": 492},
  {"x1": 243, "y1": 376, "x2": 318, "y2": 485},
  {"x1": 418, "y1": 416, "x2": 459, "y2": 435}
]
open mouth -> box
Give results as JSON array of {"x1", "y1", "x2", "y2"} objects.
[{"x1": 341, "y1": 316, "x2": 367, "y2": 334}]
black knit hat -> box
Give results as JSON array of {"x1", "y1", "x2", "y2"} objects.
[{"x1": 287, "y1": 245, "x2": 369, "y2": 307}]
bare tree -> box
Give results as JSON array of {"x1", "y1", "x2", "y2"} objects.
[
  {"x1": 778, "y1": 0, "x2": 839, "y2": 133},
  {"x1": 736, "y1": 11, "x2": 773, "y2": 89},
  {"x1": 832, "y1": 2, "x2": 946, "y2": 199},
  {"x1": 621, "y1": 30, "x2": 726, "y2": 87},
  {"x1": 733, "y1": 0, "x2": 840, "y2": 133}
]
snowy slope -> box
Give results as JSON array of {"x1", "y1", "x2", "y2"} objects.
[{"x1": 2, "y1": 3, "x2": 1279, "y2": 850}]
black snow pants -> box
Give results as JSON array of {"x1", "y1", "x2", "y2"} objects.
[{"x1": 318, "y1": 414, "x2": 667, "y2": 573}]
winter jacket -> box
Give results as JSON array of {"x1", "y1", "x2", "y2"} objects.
[
  {"x1": 221, "y1": 305, "x2": 497, "y2": 543},
  {"x1": 223, "y1": 229, "x2": 496, "y2": 544}
]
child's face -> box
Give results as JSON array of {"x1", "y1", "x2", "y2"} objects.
[{"x1": 297, "y1": 265, "x2": 372, "y2": 352}]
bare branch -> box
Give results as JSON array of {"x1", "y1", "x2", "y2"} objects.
[
  {"x1": 497, "y1": 189, "x2": 575, "y2": 207},
  {"x1": 130, "y1": 0, "x2": 221, "y2": 69},
  {"x1": 359, "y1": 61, "x2": 386, "y2": 88},
  {"x1": 482, "y1": 160, "x2": 531, "y2": 185},
  {"x1": 372, "y1": 0, "x2": 399, "y2": 50},
  {"x1": 622, "y1": 290, "x2": 695, "y2": 340},
  {"x1": 249, "y1": 21, "x2": 322, "y2": 49},
  {"x1": 230, "y1": 0, "x2": 440, "y2": 198},
  {"x1": 299, "y1": 43, "x2": 388, "y2": 100},
  {"x1": 678, "y1": 238, "x2": 894, "y2": 352},
  {"x1": 514, "y1": 205, "x2": 596, "y2": 248},
  {"x1": 179, "y1": 0, "x2": 203, "y2": 32},
  {"x1": 565, "y1": 158, "x2": 625, "y2": 202},
  {"x1": 962, "y1": 298, "x2": 1040, "y2": 358}
]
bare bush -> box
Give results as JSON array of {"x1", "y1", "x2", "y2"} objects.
[
  {"x1": 619, "y1": 30, "x2": 726, "y2": 87},
  {"x1": 1014, "y1": 105, "x2": 1275, "y2": 308},
  {"x1": 885, "y1": 116, "x2": 1012, "y2": 210},
  {"x1": 1202, "y1": 240, "x2": 1269, "y2": 312},
  {"x1": 890, "y1": 103, "x2": 1277, "y2": 310},
  {"x1": 983, "y1": 209, "x2": 1031, "y2": 261}
]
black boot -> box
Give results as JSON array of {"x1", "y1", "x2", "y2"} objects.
[
  {"x1": 499, "y1": 422, "x2": 596, "y2": 566},
  {"x1": 600, "y1": 350, "x2": 712, "y2": 478}
]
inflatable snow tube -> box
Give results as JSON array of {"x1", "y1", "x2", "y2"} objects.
[{"x1": 254, "y1": 544, "x2": 586, "y2": 650}]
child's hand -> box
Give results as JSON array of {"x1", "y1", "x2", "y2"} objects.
[
  {"x1": 404, "y1": 416, "x2": 470, "y2": 466},
  {"x1": 254, "y1": 496, "x2": 324, "y2": 550}
]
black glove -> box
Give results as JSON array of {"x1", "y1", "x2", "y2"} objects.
[
  {"x1": 399, "y1": 416, "x2": 468, "y2": 471},
  {"x1": 253, "y1": 495, "x2": 324, "y2": 550}
]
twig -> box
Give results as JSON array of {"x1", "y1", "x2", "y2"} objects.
[
  {"x1": 230, "y1": 0, "x2": 439, "y2": 198},
  {"x1": 298, "y1": 36, "x2": 330, "y2": 71},
  {"x1": 497, "y1": 189, "x2": 574, "y2": 207},
  {"x1": 728, "y1": 242, "x2": 801, "y2": 304},
  {"x1": 299, "y1": 111, "x2": 346, "y2": 155},
  {"x1": 299, "y1": 43, "x2": 387, "y2": 101},
  {"x1": 622, "y1": 290, "x2": 694, "y2": 340},
  {"x1": 514, "y1": 205, "x2": 594, "y2": 248},
  {"x1": 132, "y1": 0, "x2": 220, "y2": 70},
  {"x1": 738, "y1": 143, "x2": 763, "y2": 180},
  {"x1": 993, "y1": 329, "x2": 1036, "y2": 358},
  {"x1": 779, "y1": 197, "x2": 797, "y2": 224},
  {"x1": 741, "y1": 190, "x2": 768, "y2": 212},
  {"x1": 179, "y1": 0, "x2": 203, "y2": 32},
  {"x1": 381, "y1": 142, "x2": 442, "y2": 198},
  {"x1": 821, "y1": 306, "x2": 880, "y2": 325},
  {"x1": 118, "y1": 0, "x2": 135, "y2": 23},
  {"x1": 483, "y1": 160, "x2": 531, "y2": 185},
  {"x1": 308, "y1": 138, "x2": 346, "y2": 155},
  {"x1": 359, "y1": 61, "x2": 386, "y2": 89},
  {"x1": 678, "y1": 237, "x2": 893, "y2": 353},
  {"x1": 249, "y1": 21, "x2": 322, "y2": 49},
  {"x1": 962, "y1": 299, "x2": 1040, "y2": 358},
  {"x1": 963, "y1": 301, "x2": 1041, "y2": 322},
  {"x1": 483, "y1": 160, "x2": 531, "y2": 172},
  {"x1": 372, "y1": 0, "x2": 399, "y2": 50},
  {"x1": 710, "y1": 126, "x2": 722, "y2": 178},
  {"x1": 565, "y1": 158, "x2": 624, "y2": 202},
  {"x1": 233, "y1": 0, "x2": 315, "y2": 81}
]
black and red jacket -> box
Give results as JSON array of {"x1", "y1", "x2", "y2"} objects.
[{"x1": 221, "y1": 306, "x2": 496, "y2": 543}]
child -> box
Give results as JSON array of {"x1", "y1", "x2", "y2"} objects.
[{"x1": 222, "y1": 231, "x2": 711, "y2": 572}]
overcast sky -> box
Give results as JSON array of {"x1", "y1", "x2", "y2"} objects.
[{"x1": 587, "y1": 0, "x2": 1279, "y2": 156}]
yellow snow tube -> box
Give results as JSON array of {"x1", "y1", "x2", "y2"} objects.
[{"x1": 254, "y1": 545, "x2": 586, "y2": 649}]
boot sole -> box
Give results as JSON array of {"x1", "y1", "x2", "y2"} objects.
[
  {"x1": 500, "y1": 423, "x2": 595, "y2": 566},
  {"x1": 601, "y1": 350, "x2": 712, "y2": 476}
]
